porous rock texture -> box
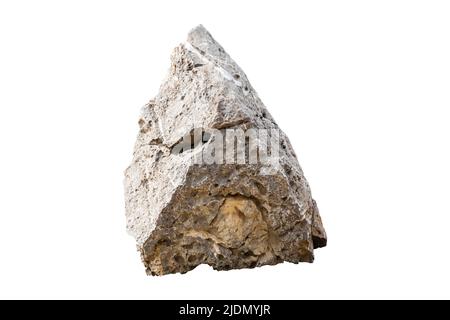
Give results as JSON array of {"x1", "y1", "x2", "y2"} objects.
[{"x1": 124, "y1": 25, "x2": 326, "y2": 275}]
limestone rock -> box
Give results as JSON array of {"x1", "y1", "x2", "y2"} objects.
[{"x1": 124, "y1": 25, "x2": 326, "y2": 275}]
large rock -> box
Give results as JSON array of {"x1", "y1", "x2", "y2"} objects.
[{"x1": 124, "y1": 25, "x2": 326, "y2": 275}]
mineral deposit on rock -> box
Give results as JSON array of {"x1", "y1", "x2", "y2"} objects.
[{"x1": 124, "y1": 25, "x2": 326, "y2": 275}]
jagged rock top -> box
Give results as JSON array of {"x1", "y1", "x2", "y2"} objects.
[{"x1": 186, "y1": 25, "x2": 251, "y2": 92}]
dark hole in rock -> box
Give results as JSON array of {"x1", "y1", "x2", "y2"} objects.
[
  {"x1": 171, "y1": 128, "x2": 212, "y2": 155},
  {"x1": 174, "y1": 255, "x2": 185, "y2": 264},
  {"x1": 155, "y1": 151, "x2": 163, "y2": 162}
]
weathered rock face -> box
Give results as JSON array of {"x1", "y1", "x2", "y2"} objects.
[{"x1": 124, "y1": 25, "x2": 326, "y2": 275}]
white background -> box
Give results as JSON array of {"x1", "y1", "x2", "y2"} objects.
[{"x1": 0, "y1": 0, "x2": 449, "y2": 299}]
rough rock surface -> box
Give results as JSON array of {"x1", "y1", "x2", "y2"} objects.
[{"x1": 124, "y1": 25, "x2": 327, "y2": 275}]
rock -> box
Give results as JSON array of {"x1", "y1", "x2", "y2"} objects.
[{"x1": 124, "y1": 25, "x2": 326, "y2": 275}]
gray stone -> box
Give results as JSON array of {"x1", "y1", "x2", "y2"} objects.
[{"x1": 124, "y1": 25, "x2": 326, "y2": 275}]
